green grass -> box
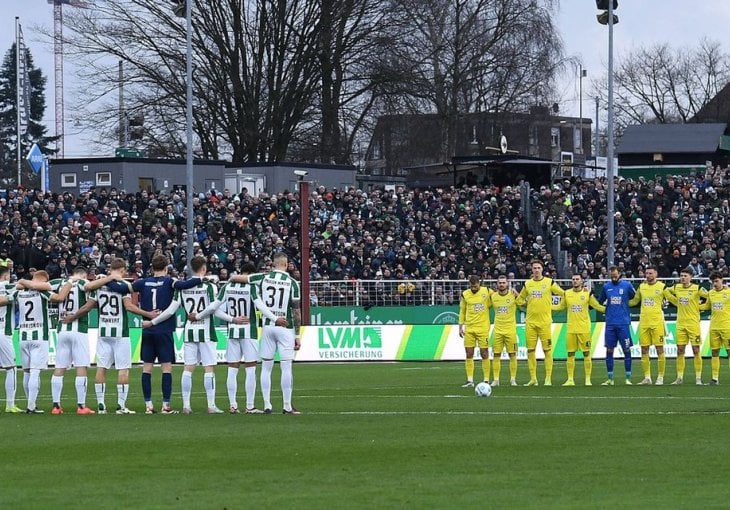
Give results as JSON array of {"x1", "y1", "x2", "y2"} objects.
[{"x1": 2, "y1": 360, "x2": 730, "y2": 509}]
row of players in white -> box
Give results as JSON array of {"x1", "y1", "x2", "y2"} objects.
[{"x1": 0, "y1": 259, "x2": 299, "y2": 415}]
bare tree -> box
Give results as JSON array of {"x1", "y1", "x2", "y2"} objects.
[
  {"x1": 592, "y1": 38, "x2": 730, "y2": 136},
  {"x1": 374, "y1": 0, "x2": 565, "y2": 161},
  {"x1": 53, "y1": 1, "x2": 328, "y2": 162}
]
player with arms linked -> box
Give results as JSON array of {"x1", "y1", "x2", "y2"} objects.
[
  {"x1": 596, "y1": 266, "x2": 636, "y2": 385},
  {"x1": 133, "y1": 254, "x2": 204, "y2": 414},
  {"x1": 237, "y1": 252, "x2": 301, "y2": 414},
  {"x1": 663, "y1": 267, "x2": 707, "y2": 385},
  {"x1": 215, "y1": 262, "x2": 285, "y2": 414}
]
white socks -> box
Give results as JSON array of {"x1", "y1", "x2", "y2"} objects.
[
  {"x1": 5, "y1": 367, "x2": 16, "y2": 407},
  {"x1": 27, "y1": 369, "x2": 40, "y2": 410},
  {"x1": 95, "y1": 383, "x2": 105, "y2": 407},
  {"x1": 76, "y1": 376, "x2": 88, "y2": 406},
  {"x1": 281, "y1": 360, "x2": 293, "y2": 411},
  {"x1": 204, "y1": 372, "x2": 216, "y2": 408},
  {"x1": 227, "y1": 367, "x2": 239, "y2": 407},
  {"x1": 116, "y1": 384, "x2": 128, "y2": 408},
  {"x1": 245, "y1": 366, "x2": 257, "y2": 409},
  {"x1": 260, "y1": 360, "x2": 274, "y2": 410},
  {"x1": 181, "y1": 371, "x2": 193, "y2": 408},
  {"x1": 51, "y1": 375, "x2": 63, "y2": 404}
]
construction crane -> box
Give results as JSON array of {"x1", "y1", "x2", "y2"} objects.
[{"x1": 48, "y1": 0, "x2": 89, "y2": 158}]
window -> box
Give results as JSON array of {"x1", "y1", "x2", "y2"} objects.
[
  {"x1": 61, "y1": 173, "x2": 76, "y2": 187},
  {"x1": 96, "y1": 172, "x2": 112, "y2": 186},
  {"x1": 551, "y1": 127, "x2": 560, "y2": 148}
]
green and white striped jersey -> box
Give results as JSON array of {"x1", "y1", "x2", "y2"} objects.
[
  {"x1": 16, "y1": 289, "x2": 52, "y2": 341},
  {"x1": 217, "y1": 282, "x2": 259, "y2": 340},
  {"x1": 249, "y1": 270, "x2": 300, "y2": 328},
  {"x1": 0, "y1": 282, "x2": 17, "y2": 337},
  {"x1": 96, "y1": 284, "x2": 131, "y2": 338},
  {"x1": 57, "y1": 279, "x2": 91, "y2": 334},
  {"x1": 176, "y1": 281, "x2": 217, "y2": 343}
]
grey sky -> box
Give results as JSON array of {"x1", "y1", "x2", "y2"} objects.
[{"x1": 2, "y1": 0, "x2": 730, "y2": 157}]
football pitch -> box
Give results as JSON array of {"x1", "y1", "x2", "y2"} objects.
[{"x1": 2, "y1": 360, "x2": 729, "y2": 509}]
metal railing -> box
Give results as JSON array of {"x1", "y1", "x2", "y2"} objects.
[{"x1": 309, "y1": 277, "x2": 704, "y2": 307}]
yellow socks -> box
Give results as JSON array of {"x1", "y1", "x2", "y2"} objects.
[
  {"x1": 481, "y1": 358, "x2": 491, "y2": 382},
  {"x1": 642, "y1": 353, "x2": 650, "y2": 378},
  {"x1": 527, "y1": 351, "x2": 537, "y2": 381},
  {"x1": 566, "y1": 356, "x2": 575, "y2": 380},
  {"x1": 545, "y1": 351, "x2": 553, "y2": 380},
  {"x1": 465, "y1": 358, "x2": 475, "y2": 382},
  {"x1": 694, "y1": 354, "x2": 702, "y2": 379},
  {"x1": 584, "y1": 355, "x2": 593, "y2": 381},
  {"x1": 509, "y1": 356, "x2": 517, "y2": 381},
  {"x1": 676, "y1": 353, "x2": 685, "y2": 378},
  {"x1": 658, "y1": 351, "x2": 666, "y2": 378},
  {"x1": 492, "y1": 356, "x2": 501, "y2": 382},
  {"x1": 712, "y1": 356, "x2": 720, "y2": 381}
]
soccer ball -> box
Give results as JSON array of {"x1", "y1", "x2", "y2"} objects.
[{"x1": 475, "y1": 381, "x2": 492, "y2": 397}]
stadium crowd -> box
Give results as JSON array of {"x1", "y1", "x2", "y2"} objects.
[{"x1": 0, "y1": 163, "x2": 728, "y2": 293}]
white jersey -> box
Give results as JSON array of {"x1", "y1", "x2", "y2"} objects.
[
  {"x1": 175, "y1": 281, "x2": 217, "y2": 343},
  {"x1": 250, "y1": 270, "x2": 300, "y2": 328},
  {"x1": 16, "y1": 289, "x2": 53, "y2": 341},
  {"x1": 0, "y1": 282, "x2": 16, "y2": 337},
  {"x1": 96, "y1": 284, "x2": 131, "y2": 338},
  {"x1": 56, "y1": 279, "x2": 92, "y2": 334},
  {"x1": 217, "y1": 282, "x2": 259, "y2": 340}
]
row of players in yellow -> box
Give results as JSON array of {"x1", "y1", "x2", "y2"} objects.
[{"x1": 458, "y1": 262, "x2": 730, "y2": 387}]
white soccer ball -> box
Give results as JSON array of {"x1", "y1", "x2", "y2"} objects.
[{"x1": 475, "y1": 381, "x2": 492, "y2": 397}]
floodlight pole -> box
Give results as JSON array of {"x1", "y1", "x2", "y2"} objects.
[
  {"x1": 185, "y1": 0, "x2": 194, "y2": 272},
  {"x1": 606, "y1": 1, "x2": 616, "y2": 268},
  {"x1": 299, "y1": 179, "x2": 310, "y2": 326}
]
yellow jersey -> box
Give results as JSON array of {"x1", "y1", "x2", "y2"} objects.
[
  {"x1": 631, "y1": 281, "x2": 666, "y2": 327},
  {"x1": 459, "y1": 286, "x2": 491, "y2": 333},
  {"x1": 702, "y1": 288, "x2": 730, "y2": 331},
  {"x1": 518, "y1": 277, "x2": 564, "y2": 326},
  {"x1": 556, "y1": 288, "x2": 605, "y2": 335},
  {"x1": 664, "y1": 284, "x2": 707, "y2": 327},
  {"x1": 489, "y1": 290, "x2": 517, "y2": 335}
]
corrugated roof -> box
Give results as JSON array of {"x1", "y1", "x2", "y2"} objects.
[{"x1": 617, "y1": 123, "x2": 726, "y2": 154}]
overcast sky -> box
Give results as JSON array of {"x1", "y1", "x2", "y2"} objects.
[{"x1": 2, "y1": 0, "x2": 730, "y2": 157}]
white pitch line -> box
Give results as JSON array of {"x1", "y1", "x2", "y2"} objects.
[
  {"x1": 293, "y1": 394, "x2": 730, "y2": 401},
  {"x1": 307, "y1": 410, "x2": 730, "y2": 416}
]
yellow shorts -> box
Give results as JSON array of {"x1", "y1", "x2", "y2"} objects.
[
  {"x1": 710, "y1": 329, "x2": 730, "y2": 351},
  {"x1": 638, "y1": 326, "x2": 665, "y2": 347},
  {"x1": 525, "y1": 322, "x2": 552, "y2": 351},
  {"x1": 464, "y1": 330, "x2": 489, "y2": 349},
  {"x1": 675, "y1": 326, "x2": 702, "y2": 347},
  {"x1": 492, "y1": 332, "x2": 517, "y2": 354},
  {"x1": 566, "y1": 333, "x2": 591, "y2": 354}
]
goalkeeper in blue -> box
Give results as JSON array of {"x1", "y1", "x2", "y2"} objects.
[{"x1": 595, "y1": 266, "x2": 636, "y2": 385}]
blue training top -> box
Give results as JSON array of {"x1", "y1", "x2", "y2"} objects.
[
  {"x1": 132, "y1": 276, "x2": 201, "y2": 333},
  {"x1": 596, "y1": 279, "x2": 635, "y2": 326}
]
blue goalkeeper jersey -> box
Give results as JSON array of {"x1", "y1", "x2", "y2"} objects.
[
  {"x1": 596, "y1": 279, "x2": 635, "y2": 326},
  {"x1": 132, "y1": 276, "x2": 201, "y2": 333}
]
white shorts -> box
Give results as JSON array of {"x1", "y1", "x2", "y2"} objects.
[
  {"x1": 183, "y1": 342, "x2": 217, "y2": 367},
  {"x1": 55, "y1": 331, "x2": 91, "y2": 369},
  {"x1": 96, "y1": 337, "x2": 132, "y2": 370},
  {"x1": 0, "y1": 334, "x2": 15, "y2": 367},
  {"x1": 226, "y1": 338, "x2": 259, "y2": 363},
  {"x1": 20, "y1": 341, "x2": 48, "y2": 370},
  {"x1": 259, "y1": 326, "x2": 295, "y2": 361}
]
